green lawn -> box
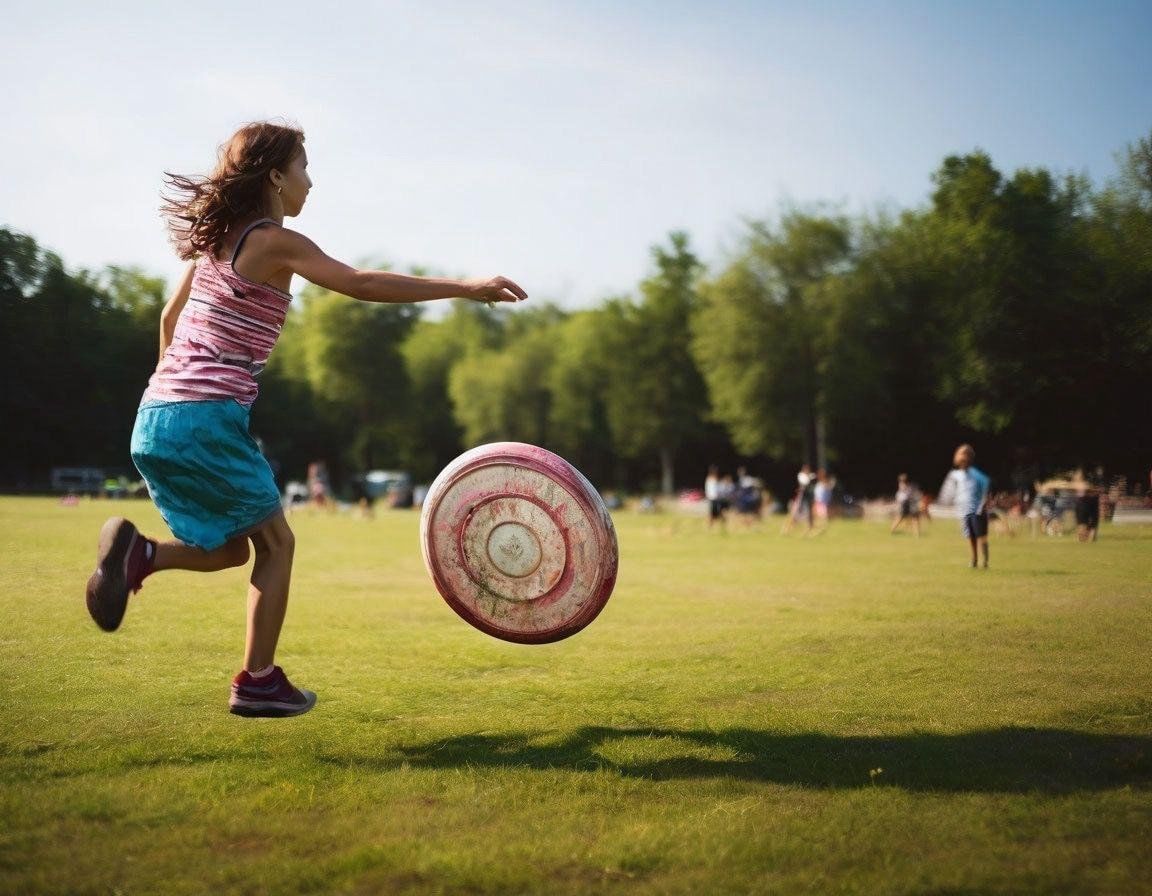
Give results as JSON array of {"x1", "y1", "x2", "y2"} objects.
[{"x1": 2, "y1": 496, "x2": 1150, "y2": 895}]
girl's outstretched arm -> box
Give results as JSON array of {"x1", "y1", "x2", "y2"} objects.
[
  {"x1": 273, "y1": 227, "x2": 527, "y2": 305},
  {"x1": 158, "y1": 263, "x2": 196, "y2": 360}
]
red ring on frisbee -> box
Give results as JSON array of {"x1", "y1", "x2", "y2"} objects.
[{"x1": 419, "y1": 442, "x2": 618, "y2": 644}]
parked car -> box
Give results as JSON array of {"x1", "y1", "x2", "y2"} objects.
[
  {"x1": 353, "y1": 470, "x2": 414, "y2": 508},
  {"x1": 283, "y1": 481, "x2": 309, "y2": 509},
  {"x1": 1032, "y1": 479, "x2": 1084, "y2": 536},
  {"x1": 832, "y1": 490, "x2": 863, "y2": 519},
  {"x1": 50, "y1": 467, "x2": 105, "y2": 496}
]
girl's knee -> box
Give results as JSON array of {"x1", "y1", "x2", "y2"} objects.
[
  {"x1": 224, "y1": 537, "x2": 251, "y2": 568},
  {"x1": 251, "y1": 515, "x2": 295, "y2": 557}
]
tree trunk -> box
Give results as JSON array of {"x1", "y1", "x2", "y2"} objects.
[
  {"x1": 803, "y1": 402, "x2": 827, "y2": 471},
  {"x1": 815, "y1": 412, "x2": 827, "y2": 472},
  {"x1": 804, "y1": 410, "x2": 818, "y2": 469},
  {"x1": 659, "y1": 446, "x2": 675, "y2": 496}
]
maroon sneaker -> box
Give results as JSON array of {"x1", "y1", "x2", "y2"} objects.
[
  {"x1": 85, "y1": 517, "x2": 155, "y2": 632},
  {"x1": 229, "y1": 667, "x2": 317, "y2": 718}
]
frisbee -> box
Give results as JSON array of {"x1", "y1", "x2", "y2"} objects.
[{"x1": 419, "y1": 442, "x2": 618, "y2": 644}]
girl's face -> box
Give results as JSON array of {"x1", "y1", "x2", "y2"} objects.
[{"x1": 273, "y1": 147, "x2": 312, "y2": 217}]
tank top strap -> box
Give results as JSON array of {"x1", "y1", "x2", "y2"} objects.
[{"x1": 230, "y1": 218, "x2": 278, "y2": 265}]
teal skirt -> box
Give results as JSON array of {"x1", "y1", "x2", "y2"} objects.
[{"x1": 131, "y1": 399, "x2": 283, "y2": 551}]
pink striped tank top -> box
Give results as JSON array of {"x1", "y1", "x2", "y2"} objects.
[{"x1": 142, "y1": 219, "x2": 291, "y2": 407}]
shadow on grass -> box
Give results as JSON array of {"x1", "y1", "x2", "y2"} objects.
[{"x1": 320, "y1": 727, "x2": 1151, "y2": 793}]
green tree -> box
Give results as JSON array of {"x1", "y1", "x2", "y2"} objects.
[
  {"x1": 447, "y1": 305, "x2": 565, "y2": 448},
  {"x1": 1071, "y1": 133, "x2": 1152, "y2": 472},
  {"x1": 292, "y1": 282, "x2": 422, "y2": 474},
  {"x1": 600, "y1": 232, "x2": 707, "y2": 494},
  {"x1": 400, "y1": 302, "x2": 503, "y2": 479},
  {"x1": 0, "y1": 228, "x2": 47, "y2": 483},
  {"x1": 693, "y1": 213, "x2": 851, "y2": 469},
  {"x1": 546, "y1": 308, "x2": 619, "y2": 484},
  {"x1": 927, "y1": 154, "x2": 1109, "y2": 457},
  {"x1": 0, "y1": 243, "x2": 157, "y2": 481},
  {"x1": 100, "y1": 266, "x2": 166, "y2": 321}
]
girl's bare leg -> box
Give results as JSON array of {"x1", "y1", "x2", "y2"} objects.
[
  {"x1": 154, "y1": 537, "x2": 250, "y2": 573},
  {"x1": 88, "y1": 523, "x2": 248, "y2": 632},
  {"x1": 243, "y1": 514, "x2": 295, "y2": 672}
]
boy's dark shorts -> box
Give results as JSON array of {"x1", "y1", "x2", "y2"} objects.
[
  {"x1": 1075, "y1": 496, "x2": 1099, "y2": 527},
  {"x1": 962, "y1": 511, "x2": 989, "y2": 539}
]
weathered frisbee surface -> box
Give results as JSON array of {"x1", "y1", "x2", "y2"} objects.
[{"x1": 420, "y1": 442, "x2": 618, "y2": 643}]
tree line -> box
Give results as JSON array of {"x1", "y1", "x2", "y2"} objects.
[{"x1": 2, "y1": 136, "x2": 1150, "y2": 500}]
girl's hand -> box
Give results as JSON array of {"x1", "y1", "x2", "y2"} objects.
[{"x1": 466, "y1": 276, "x2": 528, "y2": 304}]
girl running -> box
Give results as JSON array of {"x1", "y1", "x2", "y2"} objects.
[{"x1": 85, "y1": 120, "x2": 527, "y2": 717}]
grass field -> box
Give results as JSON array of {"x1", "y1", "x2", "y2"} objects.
[{"x1": 2, "y1": 496, "x2": 1151, "y2": 895}]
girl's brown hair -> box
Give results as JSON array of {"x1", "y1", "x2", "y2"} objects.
[{"x1": 161, "y1": 120, "x2": 304, "y2": 260}]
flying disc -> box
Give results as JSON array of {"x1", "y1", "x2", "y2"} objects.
[{"x1": 419, "y1": 442, "x2": 618, "y2": 644}]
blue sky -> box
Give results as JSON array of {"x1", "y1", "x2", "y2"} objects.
[{"x1": 2, "y1": 0, "x2": 1149, "y2": 307}]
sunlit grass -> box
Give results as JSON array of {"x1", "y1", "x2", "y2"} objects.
[{"x1": 2, "y1": 497, "x2": 1150, "y2": 894}]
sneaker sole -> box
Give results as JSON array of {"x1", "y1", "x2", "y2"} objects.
[
  {"x1": 229, "y1": 690, "x2": 318, "y2": 718},
  {"x1": 86, "y1": 517, "x2": 137, "y2": 632}
]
